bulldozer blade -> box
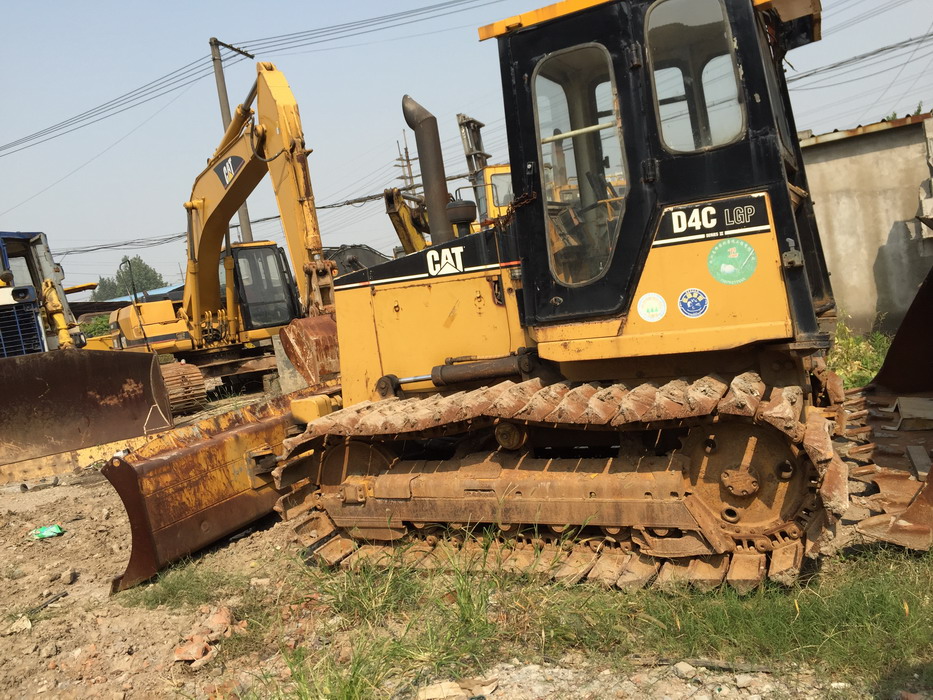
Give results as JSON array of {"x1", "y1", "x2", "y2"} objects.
[
  {"x1": 0, "y1": 350, "x2": 172, "y2": 479},
  {"x1": 102, "y1": 390, "x2": 315, "y2": 592},
  {"x1": 856, "y1": 266, "x2": 933, "y2": 551}
]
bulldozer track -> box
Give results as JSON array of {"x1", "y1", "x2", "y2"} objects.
[{"x1": 272, "y1": 372, "x2": 926, "y2": 592}]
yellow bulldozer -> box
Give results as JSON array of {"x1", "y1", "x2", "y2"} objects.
[
  {"x1": 104, "y1": 0, "x2": 933, "y2": 592},
  {"x1": 0, "y1": 232, "x2": 173, "y2": 484}
]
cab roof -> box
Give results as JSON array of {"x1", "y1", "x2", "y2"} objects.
[{"x1": 478, "y1": 0, "x2": 821, "y2": 43}]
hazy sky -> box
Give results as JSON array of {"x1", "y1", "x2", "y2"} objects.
[{"x1": 1, "y1": 0, "x2": 930, "y2": 298}]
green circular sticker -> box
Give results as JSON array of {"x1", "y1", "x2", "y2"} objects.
[{"x1": 708, "y1": 238, "x2": 757, "y2": 285}]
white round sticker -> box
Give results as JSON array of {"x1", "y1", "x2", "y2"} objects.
[{"x1": 637, "y1": 293, "x2": 667, "y2": 323}]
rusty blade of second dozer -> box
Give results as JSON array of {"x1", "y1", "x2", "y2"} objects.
[
  {"x1": 0, "y1": 349, "x2": 172, "y2": 466},
  {"x1": 102, "y1": 390, "x2": 315, "y2": 592}
]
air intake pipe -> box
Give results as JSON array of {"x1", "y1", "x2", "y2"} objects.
[{"x1": 403, "y1": 95, "x2": 454, "y2": 244}]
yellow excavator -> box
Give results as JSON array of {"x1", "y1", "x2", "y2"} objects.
[
  {"x1": 105, "y1": 62, "x2": 337, "y2": 401},
  {"x1": 105, "y1": 0, "x2": 933, "y2": 592}
]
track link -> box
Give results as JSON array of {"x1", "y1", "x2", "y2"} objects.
[{"x1": 272, "y1": 370, "x2": 928, "y2": 591}]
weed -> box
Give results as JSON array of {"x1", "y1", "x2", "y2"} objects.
[
  {"x1": 118, "y1": 560, "x2": 248, "y2": 609},
  {"x1": 301, "y1": 559, "x2": 423, "y2": 624},
  {"x1": 274, "y1": 640, "x2": 397, "y2": 700},
  {"x1": 219, "y1": 587, "x2": 279, "y2": 661},
  {"x1": 222, "y1": 546, "x2": 933, "y2": 697},
  {"x1": 827, "y1": 318, "x2": 891, "y2": 388}
]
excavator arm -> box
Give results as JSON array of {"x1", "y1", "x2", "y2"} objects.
[
  {"x1": 182, "y1": 62, "x2": 335, "y2": 346},
  {"x1": 384, "y1": 188, "x2": 429, "y2": 254}
]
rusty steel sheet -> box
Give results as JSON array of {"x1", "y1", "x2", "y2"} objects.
[
  {"x1": 872, "y1": 267, "x2": 932, "y2": 394},
  {"x1": 0, "y1": 350, "x2": 172, "y2": 467},
  {"x1": 102, "y1": 389, "x2": 319, "y2": 592},
  {"x1": 278, "y1": 315, "x2": 340, "y2": 388},
  {"x1": 858, "y1": 478, "x2": 933, "y2": 551}
]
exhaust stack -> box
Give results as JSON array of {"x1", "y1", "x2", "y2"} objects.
[{"x1": 403, "y1": 95, "x2": 453, "y2": 244}]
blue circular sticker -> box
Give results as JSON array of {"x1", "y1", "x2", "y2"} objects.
[{"x1": 678, "y1": 288, "x2": 709, "y2": 318}]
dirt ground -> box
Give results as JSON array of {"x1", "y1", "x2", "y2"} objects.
[
  {"x1": 0, "y1": 469, "x2": 289, "y2": 699},
  {"x1": 0, "y1": 469, "x2": 926, "y2": 700}
]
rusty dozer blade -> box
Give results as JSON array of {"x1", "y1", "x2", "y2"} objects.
[
  {"x1": 0, "y1": 350, "x2": 172, "y2": 483},
  {"x1": 856, "y1": 267, "x2": 933, "y2": 550},
  {"x1": 102, "y1": 389, "x2": 322, "y2": 592}
]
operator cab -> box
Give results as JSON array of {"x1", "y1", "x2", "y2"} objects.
[
  {"x1": 229, "y1": 242, "x2": 301, "y2": 331},
  {"x1": 484, "y1": 0, "x2": 830, "y2": 341}
]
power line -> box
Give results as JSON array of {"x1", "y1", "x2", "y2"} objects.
[
  {"x1": 852, "y1": 17, "x2": 933, "y2": 122},
  {"x1": 0, "y1": 84, "x2": 196, "y2": 217},
  {"x1": 786, "y1": 33, "x2": 933, "y2": 85},
  {"x1": 824, "y1": 0, "x2": 918, "y2": 36},
  {"x1": 55, "y1": 171, "x2": 470, "y2": 257},
  {"x1": 0, "y1": 0, "x2": 503, "y2": 158}
]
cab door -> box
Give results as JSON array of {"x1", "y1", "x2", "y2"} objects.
[{"x1": 501, "y1": 2, "x2": 656, "y2": 324}]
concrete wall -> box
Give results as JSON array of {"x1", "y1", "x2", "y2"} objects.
[{"x1": 801, "y1": 116, "x2": 933, "y2": 333}]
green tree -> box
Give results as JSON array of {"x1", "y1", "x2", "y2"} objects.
[
  {"x1": 90, "y1": 255, "x2": 167, "y2": 301},
  {"x1": 80, "y1": 314, "x2": 110, "y2": 337}
]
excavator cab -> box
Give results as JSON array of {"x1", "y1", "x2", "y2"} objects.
[{"x1": 230, "y1": 242, "x2": 300, "y2": 330}]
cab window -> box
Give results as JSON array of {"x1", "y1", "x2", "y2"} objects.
[
  {"x1": 533, "y1": 44, "x2": 628, "y2": 287},
  {"x1": 647, "y1": 0, "x2": 746, "y2": 152},
  {"x1": 490, "y1": 173, "x2": 514, "y2": 208}
]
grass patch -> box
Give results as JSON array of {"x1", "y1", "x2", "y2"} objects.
[
  {"x1": 252, "y1": 547, "x2": 932, "y2": 698},
  {"x1": 626, "y1": 549, "x2": 932, "y2": 676},
  {"x1": 827, "y1": 318, "x2": 892, "y2": 388},
  {"x1": 118, "y1": 559, "x2": 249, "y2": 610},
  {"x1": 299, "y1": 559, "x2": 424, "y2": 624}
]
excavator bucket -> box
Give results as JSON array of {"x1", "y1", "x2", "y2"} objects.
[
  {"x1": 278, "y1": 315, "x2": 340, "y2": 388},
  {"x1": 856, "y1": 268, "x2": 933, "y2": 550},
  {"x1": 0, "y1": 350, "x2": 173, "y2": 484},
  {"x1": 101, "y1": 388, "x2": 326, "y2": 592}
]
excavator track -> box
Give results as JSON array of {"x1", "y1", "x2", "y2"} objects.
[{"x1": 272, "y1": 370, "x2": 879, "y2": 591}]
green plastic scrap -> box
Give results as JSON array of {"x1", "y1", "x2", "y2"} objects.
[{"x1": 29, "y1": 525, "x2": 64, "y2": 540}]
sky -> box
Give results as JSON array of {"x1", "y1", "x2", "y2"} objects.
[{"x1": 1, "y1": 0, "x2": 930, "y2": 299}]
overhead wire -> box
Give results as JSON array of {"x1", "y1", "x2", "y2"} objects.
[
  {"x1": 0, "y1": 0, "x2": 504, "y2": 158},
  {"x1": 852, "y1": 17, "x2": 933, "y2": 122},
  {"x1": 0, "y1": 84, "x2": 197, "y2": 217},
  {"x1": 824, "y1": 0, "x2": 919, "y2": 36}
]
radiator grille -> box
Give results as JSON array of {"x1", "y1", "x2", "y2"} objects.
[{"x1": 0, "y1": 302, "x2": 44, "y2": 358}]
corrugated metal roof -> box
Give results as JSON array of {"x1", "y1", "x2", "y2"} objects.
[
  {"x1": 107, "y1": 284, "x2": 184, "y2": 303},
  {"x1": 799, "y1": 113, "x2": 932, "y2": 148}
]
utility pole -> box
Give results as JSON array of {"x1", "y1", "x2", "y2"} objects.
[
  {"x1": 210, "y1": 37, "x2": 255, "y2": 243},
  {"x1": 394, "y1": 131, "x2": 418, "y2": 194}
]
